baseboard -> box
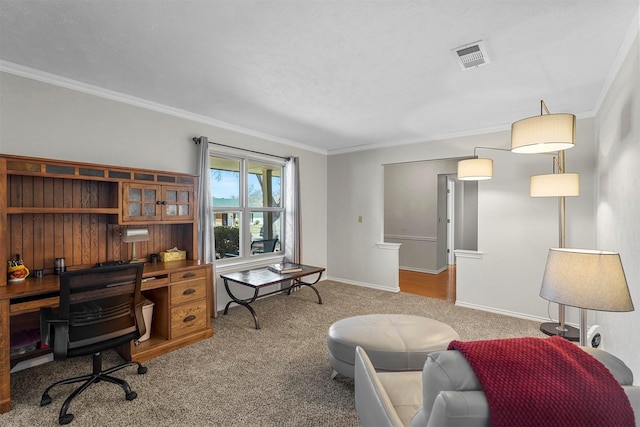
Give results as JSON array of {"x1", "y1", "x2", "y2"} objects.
[
  {"x1": 455, "y1": 301, "x2": 578, "y2": 328},
  {"x1": 325, "y1": 276, "x2": 400, "y2": 293},
  {"x1": 399, "y1": 266, "x2": 447, "y2": 274}
]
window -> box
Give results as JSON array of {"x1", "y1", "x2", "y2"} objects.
[{"x1": 210, "y1": 154, "x2": 284, "y2": 261}]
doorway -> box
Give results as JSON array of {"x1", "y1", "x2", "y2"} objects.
[{"x1": 384, "y1": 159, "x2": 478, "y2": 297}]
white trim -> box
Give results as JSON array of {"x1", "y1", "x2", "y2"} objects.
[
  {"x1": 214, "y1": 256, "x2": 284, "y2": 274},
  {"x1": 327, "y1": 123, "x2": 512, "y2": 155},
  {"x1": 327, "y1": 109, "x2": 596, "y2": 155},
  {"x1": 399, "y1": 266, "x2": 447, "y2": 275},
  {"x1": 376, "y1": 242, "x2": 402, "y2": 250},
  {"x1": 326, "y1": 276, "x2": 400, "y2": 293},
  {"x1": 384, "y1": 235, "x2": 437, "y2": 242},
  {"x1": 455, "y1": 301, "x2": 558, "y2": 324},
  {"x1": 447, "y1": 177, "x2": 456, "y2": 265},
  {"x1": 454, "y1": 249, "x2": 484, "y2": 259},
  {"x1": 0, "y1": 60, "x2": 326, "y2": 155},
  {"x1": 592, "y1": 8, "x2": 640, "y2": 115},
  {"x1": 0, "y1": 59, "x2": 606, "y2": 157}
]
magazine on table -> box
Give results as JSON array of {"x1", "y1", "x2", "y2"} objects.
[{"x1": 267, "y1": 263, "x2": 303, "y2": 274}]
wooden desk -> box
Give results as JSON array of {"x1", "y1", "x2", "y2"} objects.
[
  {"x1": 221, "y1": 264, "x2": 324, "y2": 329},
  {"x1": 0, "y1": 260, "x2": 214, "y2": 414}
]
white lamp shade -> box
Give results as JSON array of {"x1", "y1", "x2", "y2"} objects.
[
  {"x1": 530, "y1": 173, "x2": 579, "y2": 197},
  {"x1": 457, "y1": 158, "x2": 493, "y2": 181},
  {"x1": 511, "y1": 113, "x2": 576, "y2": 153},
  {"x1": 540, "y1": 248, "x2": 634, "y2": 312}
]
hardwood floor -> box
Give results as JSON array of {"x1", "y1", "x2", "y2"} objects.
[{"x1": 399, "y1": 266, "x2": 456, "y2": 301}]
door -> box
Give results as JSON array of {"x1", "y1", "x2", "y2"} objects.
[{"x1": 447, "y1": 176, "x2": 455, "y2": 265}]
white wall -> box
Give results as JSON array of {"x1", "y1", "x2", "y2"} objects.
[
  {"x1": 593, "y1": 24, "x2": 640, "y2": 381},
  {"x1": 458, "y1": 128, "x2": 596, "y2": 323},
  {"x1": 327, "y1": 122, "x2": 597, "y2": 323},
  {"x1": 0, "y1": 71, "x2": 328, "y2": 313}
]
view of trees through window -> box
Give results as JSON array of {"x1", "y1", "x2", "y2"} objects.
[{"x1": 210, "y1": 155, "x2": 284, "y2": 260}]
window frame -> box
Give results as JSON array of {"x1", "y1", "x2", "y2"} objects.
[{"x1": 209, "y1": 150, "x2": 286, "y2": 265}]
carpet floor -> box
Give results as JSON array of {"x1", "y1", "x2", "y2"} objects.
[{"x1": 1, "y1": 280, "x2": 546, "y2": 426}]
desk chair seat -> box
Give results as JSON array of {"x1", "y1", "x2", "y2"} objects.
[{"x1": 39, "y1": 264, "x2": 148, "y2": 425}]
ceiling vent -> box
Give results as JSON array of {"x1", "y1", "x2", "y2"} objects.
[{"x1": 452, "y1": 40, "x2": 490, "y2": 70}]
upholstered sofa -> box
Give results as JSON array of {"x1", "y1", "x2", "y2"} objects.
[{"x1": 355, "y1": 345, "x2": 640, "y2": 427}]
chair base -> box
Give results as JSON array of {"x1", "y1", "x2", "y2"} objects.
[{"x1": 40, "y1": 351, "x2": 147, "y2": 425}]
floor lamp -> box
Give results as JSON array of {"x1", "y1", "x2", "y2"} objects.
[
  {"x1": 457, "y1": 100, "x2": 581, "y2": 340},
  {"x1": 512, "y1": 101, "x2": 580, "y2": 340},
  {"x1": 529, "y1": 150, "x2": 580, "y2": 340}
]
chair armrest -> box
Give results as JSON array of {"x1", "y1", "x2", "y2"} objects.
[
  {"x1": 40, "y1": 307, "x2": 69, "y2": 360},
  {"x1": 423, "y1": 391, "x2": 490, "y2": 427},
  {"x1": 355, "y1": 346, "x2": 405, "y2": 427},
  {"x1": 582, "y1": 347, "x2": 634, "y2": 385},
  {"x1": 623, "y1": 386, "x2": 640, "y2": 425},
  {"x1": 39, "y1": 307, "x2": 55, "y2": 346}
]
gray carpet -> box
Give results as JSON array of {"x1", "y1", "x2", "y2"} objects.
[{"x1": 2, "y1": 280, "x2": 546, "y2": 426}]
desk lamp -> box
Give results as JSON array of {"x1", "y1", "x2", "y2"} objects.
[
  {"x1": 540, "y1": 248, "x2": 634, "y2": 346},
  {"x1": 121, "y1": 228, "x2": 149, "y2": 263}
]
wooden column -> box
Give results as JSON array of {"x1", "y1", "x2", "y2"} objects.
[{"x1": 0, "y1": 299, "x2": 11, "y2": 413}]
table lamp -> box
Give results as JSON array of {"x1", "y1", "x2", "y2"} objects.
[
  {"x1": 121, "y1": 228, "x2": 149, "y2": 263},
  {"x1": 540, "y1": 248, "x2": 634, "y2": 346}
]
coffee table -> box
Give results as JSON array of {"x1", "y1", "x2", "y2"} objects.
[{"x1": 220, "y1": 264, "x2": 325, "y2": 329}]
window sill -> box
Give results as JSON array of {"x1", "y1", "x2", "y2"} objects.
[{"x1": 215, "y1": 255, "x2": 284, "y2": 273}]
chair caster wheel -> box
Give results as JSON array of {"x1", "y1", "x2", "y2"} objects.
[
  {"x1": 59, "y1": 413, "x2": 74, "y2": 425},
  {"x1": 40, "y1": 394, "x2": 52, "y2": 406},
  {"x1": 138, "y1": 366, "x2": 147, "y2": 374},
  {"x1": 126, "y1": 391, "x2": 137, "y2": 401}
]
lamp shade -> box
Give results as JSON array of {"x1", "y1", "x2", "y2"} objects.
[
  {"x1": 511, "y1": 113, "x2": 576, "y2": 153},
  {"x1": 121, "y1": 228, "x2": 149, "y2": 243},
  {"x1": 530, "y1": 173, "x2": 580, "y2": 197},
  {"x1": 540, "y1": 248, "x2": 634, "y2": 312},
  {"x1": 457, "y1": 158, "x2": 493, "y2": 181}
]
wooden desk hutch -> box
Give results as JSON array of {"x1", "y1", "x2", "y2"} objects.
[{"x1": 0, "y1": 154, "x2": 215, "y2": 413}]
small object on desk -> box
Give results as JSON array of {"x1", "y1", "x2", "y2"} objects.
[
  {"x1": 7, "y1": 254, "x2": 29, "y2": 281},
  {"x1": 159, "y1": 247, "x2": 186, "y2": 262},
  {"x1": 268, "y1": 263, "x2": 303, "y2": 274},
  {"x1": 54, "y1": 257, "x2": 66, "y2": 275},
  {"x1": 95, "y1": 260, "x2": 124, "y2": 268}
]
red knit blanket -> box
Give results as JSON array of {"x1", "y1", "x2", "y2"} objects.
[{"x1": 448, "y1": 336, "x2": 635, "y2": 427}]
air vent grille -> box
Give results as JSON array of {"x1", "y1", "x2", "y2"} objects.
[{"x1": 452, "y1": 40, "x2": 490, "y2": 70}]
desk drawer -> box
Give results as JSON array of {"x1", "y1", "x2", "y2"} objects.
[
  {"x1": 170, "y1": 268, "x2": 206, "y2": 283},
  {"x1": 170, "y1": 278, "x2": 206, "y2": 306},
  {"x1": 170, "y1": 300, "x2": 208, "y2": 339}
]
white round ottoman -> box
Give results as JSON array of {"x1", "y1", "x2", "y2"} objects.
[{"x1": 327, "y1": 314, "x2": 459, "y2": 378}]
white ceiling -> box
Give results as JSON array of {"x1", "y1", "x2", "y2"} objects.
[{"x1": 1, "y1": 1, "x2": 638, "y2": 154}]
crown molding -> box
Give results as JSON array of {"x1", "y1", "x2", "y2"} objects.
[
  {"x1": 0, "y1": 60, "x2": 327, "y2": 156},
  {"x1": 592, "y1": 7, "x2": 640, "y2": 116}
]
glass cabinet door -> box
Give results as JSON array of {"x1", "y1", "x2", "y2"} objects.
[
  {"x1": 162, "y1": 186, "x2": 194, "y2": 221},
  {"x1": 122, "y1": 183, "x2": 162, "y2": 222}
]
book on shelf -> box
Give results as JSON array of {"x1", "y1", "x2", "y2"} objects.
[{"x1": 267, "y1": 263, "x2": 303, "y2": 274}]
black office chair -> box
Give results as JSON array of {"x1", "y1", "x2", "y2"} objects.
[{"x1": 39, "y1": 263, "x2": 148, "y2": 425}]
